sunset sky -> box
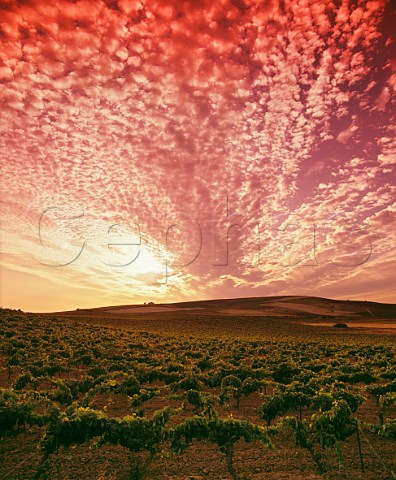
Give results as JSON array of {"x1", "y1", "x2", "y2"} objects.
[{"x1": 1, "y1": 0, "x2": 395, "y2": 312}]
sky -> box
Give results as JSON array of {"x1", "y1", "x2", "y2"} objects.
[{"x1": 1, "y1": 0, "x2": 395, "y2": 312}]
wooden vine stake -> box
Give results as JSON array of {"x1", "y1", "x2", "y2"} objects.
[{"x1": 355, "y1": 419, "x2": 365, "y2": 473}]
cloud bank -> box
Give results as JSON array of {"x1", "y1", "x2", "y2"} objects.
[{"x1": 1, "y1": 0, "x2": 395, "y2": 310}]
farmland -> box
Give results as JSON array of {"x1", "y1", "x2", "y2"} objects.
[{"x1": 1, "y1": 296, "x2": 395, "y2": 479}]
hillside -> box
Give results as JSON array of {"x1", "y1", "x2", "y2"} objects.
[{"x1": 50, "y1": 296, "x2": 396, "y2": 338}]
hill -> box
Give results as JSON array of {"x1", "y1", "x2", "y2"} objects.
[{"x1": 49, "y1": 295, "x2": 396, "y2": 338}]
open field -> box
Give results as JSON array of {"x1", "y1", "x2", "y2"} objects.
[
  {"x1": 1, "y1": 296, "x2": 395, "y2": 479},
  {"x1": 54, "y1": 296, "x2": 396, "y2": 338}
]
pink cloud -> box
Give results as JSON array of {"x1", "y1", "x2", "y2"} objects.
[{"x1": 0, "y1": 0, "x2": 395, "y2": 310}]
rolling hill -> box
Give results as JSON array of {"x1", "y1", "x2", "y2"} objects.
[{"x1": 49, "y1": 296, "x2": 396, "y2": 338}]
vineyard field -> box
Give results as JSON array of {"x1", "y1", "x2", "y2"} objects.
[{"x1": 1, "y1": 297, "x2": 395, "y2": 479}]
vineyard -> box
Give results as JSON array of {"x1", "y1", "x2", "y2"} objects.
[{"x1": 0, "y1": 305, "x2": 395, "y2": 479}]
